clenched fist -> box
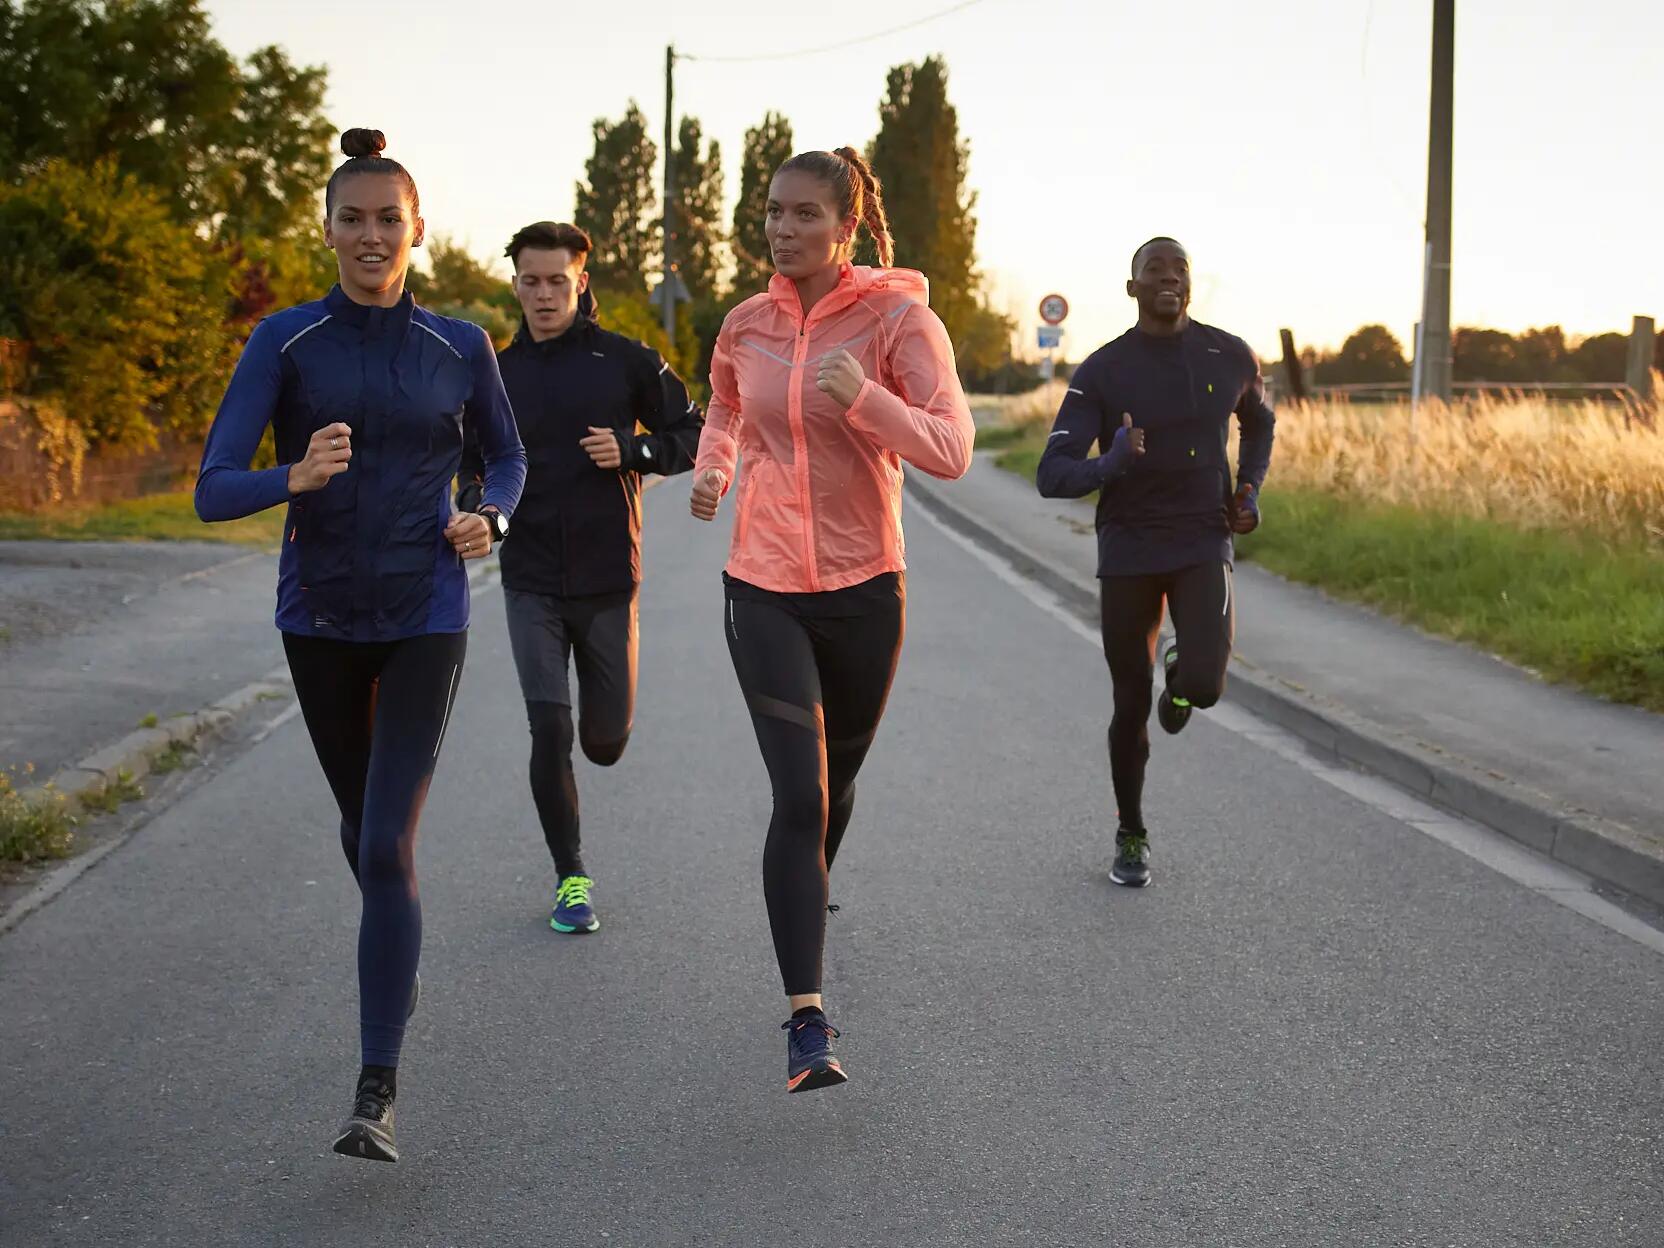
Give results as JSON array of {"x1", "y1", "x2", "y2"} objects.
[
  {"x1": 815, "y1": 349, "x2": 865, "y2": 410},
  {"x1": 288, "y1": 422, "x2": 353, "y2": 494},
  {"x1": 690, "y1": 468, "x2": 725, "y2": 522}
]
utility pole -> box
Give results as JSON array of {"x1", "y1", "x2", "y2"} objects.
[
  {"x1": 1416, "y1": 0, "x2": 1455, "y2": 403},
  {"x1": 662, "y1": 43, "x2": 677, "y2": 342}
]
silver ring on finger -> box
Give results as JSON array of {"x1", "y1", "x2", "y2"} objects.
[{"x1": 330, "y1": 438, "x2": 339, "y2": 449}]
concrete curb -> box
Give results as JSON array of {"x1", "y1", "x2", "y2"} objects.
[
  {"x1": 5, "y1": 552, "x2": 502, "y2": 924},
  {"x1": 905, "y1": 474, "x2": 1664, "y2": 911}
]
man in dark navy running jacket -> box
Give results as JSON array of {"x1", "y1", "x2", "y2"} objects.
[
  {"x1": 1037, "y1": 237, "x2": 1275, "y2": 888},
  {"x1": 458, "y1": 221, "x2": 702, "y2": 933}
]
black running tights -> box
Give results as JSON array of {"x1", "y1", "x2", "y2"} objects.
[
  {"x1": 282, "y1": 630, "x2": 466, "y2": 1068},
  {"x1": 724, "y1": 586, "x2": 905, "y2": 996},
  {"x1": 1099, "y1": 560, "x2": 1234, "y2": 830}
]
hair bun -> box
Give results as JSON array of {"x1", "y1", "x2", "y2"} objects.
[{"x1": 340, "y1": 128, "x2": 387, "y2": 160}]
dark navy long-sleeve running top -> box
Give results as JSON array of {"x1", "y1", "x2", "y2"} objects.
[
  {"x1": 196, "y1": 285, "x2": 527, "y2": 641},
  {"x1": 1036, "y1": 321, "x2": 1275, "y2": 576}
]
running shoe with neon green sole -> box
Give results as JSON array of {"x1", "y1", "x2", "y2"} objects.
[
  {"x1": 551, "y1": 874, "x2": 600, "y2": 934},
  {"x1": 1157, "y1": 641, "x2": 1193, "y2": 735}
]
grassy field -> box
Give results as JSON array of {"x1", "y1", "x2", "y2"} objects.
[
  {"x1": 976, "y1": 391, "x2": 1664, "y2": 711},
  {"x1": 0, "y1": 490, "x2": 283, "y2": 547}
]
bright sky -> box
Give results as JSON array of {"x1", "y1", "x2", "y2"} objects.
[{"x1": 206, "y1": 0, "x2": 1661, "y2": 365}]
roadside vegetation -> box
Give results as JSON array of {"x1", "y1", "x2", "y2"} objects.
[
  {"x1": 976, "y1": 389, "x2": 1664, "y2": 711},
  {"x1": 0, "y1": 490, "x2": 282, "y2": 546}
]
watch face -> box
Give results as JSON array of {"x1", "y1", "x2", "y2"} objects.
[{"x1": 494, "y1": 513, "x2": 508, "y2": 539}]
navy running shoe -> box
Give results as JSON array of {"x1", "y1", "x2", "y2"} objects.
[
  {"x1": 551, "y1": 874, "x2": 600, "y2": 934},
  {"x1": 783, "y1": 1009, "x2": 848, "y2": 1093}
]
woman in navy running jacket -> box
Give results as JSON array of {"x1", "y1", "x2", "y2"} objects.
[{"x1": 195, "y1": 128, "x2": 525, "y2": 1163}]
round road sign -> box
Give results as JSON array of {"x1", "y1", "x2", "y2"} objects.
[{"x1": 1039, "y1": 294, "x2": 1069, "y2": 326}]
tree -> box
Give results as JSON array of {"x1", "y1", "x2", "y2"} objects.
[
  {"x1": 731, "y1": 111, "x2": 793, "y2": 296},
  {"x1": 1319, "y1": 324, "x2": 1408, "y2": 385},
  {"x1": 1568, "y1": 333, "x2": 1628, "y2": 383},
  {"x1": 0, "y1": 160, "x2": 235, "y2": 451},
  {"x1": 574, "y1": 102, "x2": 658, "y2": 298},
  {"x1": 0, "y1": 0, "x2": 333, "y2": 247},
  {"x1": 865, "y1": 57, "x2": 1007, "y2": 377},
  {"x1": 672, "y1": 117, "x2": 725, "y2": 305}
]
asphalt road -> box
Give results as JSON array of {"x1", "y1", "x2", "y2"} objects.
[{"x1": 2, "y1": 483, "x2": 1660, "y2": 1247}]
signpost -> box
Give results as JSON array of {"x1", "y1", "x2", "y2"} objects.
[{"x1": 1038, "y1": 293, "x2": 1068, "y2": 379}]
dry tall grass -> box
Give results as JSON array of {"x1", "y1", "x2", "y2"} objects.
[
  {"x1": 975, "y1": 381, "x2": 1664, "y2": 548},
  {"x1": 1266, "y1": 394, "x2": 1664, "y2": 547}
]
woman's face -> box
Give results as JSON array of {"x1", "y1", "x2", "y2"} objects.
[
  {"x1": 324, "y1": 173, "x2": 424, "y2": 303},
  {"x1": 765, "y1": 170, "x2": 855, "y2": 280}
]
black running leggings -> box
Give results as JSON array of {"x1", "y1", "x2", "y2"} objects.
[
  {"x1": 1099, "y1": 561, "x2": 1234, "y2": 830},
  {"x1": 724, "y1": 577, "x2": 905, "y2": 996},
  {"x1": 282, "y1": 630, "x2": 466, "y2": 1068}
]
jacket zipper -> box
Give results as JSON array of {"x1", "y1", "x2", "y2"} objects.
[{"x1": 788, "y1": 317, "x2": 819, "y2": 590}]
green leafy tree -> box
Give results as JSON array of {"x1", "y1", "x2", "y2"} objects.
[
  {"x1": 1318, "y1": 324, "x2": 1408, "y2": 385},
  {"x1": 672, "y1": 117, "x2": 725, "y2": 305},
  {"x1": 731, "y1": 111, "x2": 793, "y2": 296},
  {"x1": 574, "y1": 102, "x2": 658, "y2": 298},
  {"x1": 0, "y1": 160, "x2": 235, "y2": 451},
  {"x1": 0, "y1": 0, "x2": 333, "y2": 246},
  {"x1": 865, "y1": 57, "x2": 1006, "y2": 377}
]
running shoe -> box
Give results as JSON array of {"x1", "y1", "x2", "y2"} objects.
[
  {"x1": 551, "y1": 874, "x2": 600, "y2": 934},
  {"x1": 783, "y1": 1008, "x2": 847, "y2": 1093},
  {"x1": 1156, "y1": 641, "x2": 1193, "y2": 735},
  {"x1": 332, "y1": 1070, "x2": 397, "y2": 1163},
  {"x1": 1111, "y1": 828, "x2": 1152, "y2": 888}
]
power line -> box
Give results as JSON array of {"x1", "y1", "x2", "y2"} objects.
[{"x1": 679, "y1": 0, "x2": 990, "y2": 65}]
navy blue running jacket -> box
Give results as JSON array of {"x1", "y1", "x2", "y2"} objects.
[
  {"x1": 1036, "y1": 321, "x2": 1275, "y2": 576},
  {"x1": 196, "y1": 286, "x2": 527, "y2": 641}
]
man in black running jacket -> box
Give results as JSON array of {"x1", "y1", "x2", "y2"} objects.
[
  {"x1": 458, "y1": 221, "x2": 702, "y2": 934},
  {"x1": 1037, "y1": 237, "x2": 1274, "y2": 889}
]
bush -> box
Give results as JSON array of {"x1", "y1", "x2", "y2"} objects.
[
  {"x1": 0, "y1": 160, "x2": 236, "y2": 453},
  {"x1": 0, "y1": 768, "x2": 77, "y2": 866}
]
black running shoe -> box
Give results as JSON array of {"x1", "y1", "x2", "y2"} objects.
[
  {"x1": 783, "y1": 1009, "x2": 848, "y2": 1093},
  {"x1": 332, "y1": 1070, "x2": 398, "y2": 1163},
  {"x1": 1111, "y1": 828, "x2": 1151, "y2": 888},
  {"x1": 1156, "y1": 642, "x2": 1193, "y2": 735}
]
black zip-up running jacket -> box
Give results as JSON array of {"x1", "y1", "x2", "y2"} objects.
[{"x1": 459, "y1": 295, "x2": 702, "y2": 597}]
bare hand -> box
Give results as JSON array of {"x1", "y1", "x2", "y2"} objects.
[
  {"x1": 1230, "y1": 483, "x2": 1260, "y2": 535},
  {"x1": 444, "y1": 511, "x2": 492, "y2": 559},
  {"x1": 287, "y1": 422, "x2": 352, "y2": 494},
  {"x1": 580, "y1": 426, "x2": 623, "y2": 470},
  {"x1": 690, "y1": 468, "x2": 725, "y2": 522},
  {"x1": 815, "y1": 349, "x2": 866, "y2": 410}
]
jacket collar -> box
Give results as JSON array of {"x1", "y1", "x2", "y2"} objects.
[
  {"x1": 766, "y1": 263, "x2": 930, "y2": 324},
  {"x1": 323, "y1": 284, "x2": 415, "y2": 340}
]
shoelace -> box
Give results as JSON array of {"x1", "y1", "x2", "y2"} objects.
[
  {"x1": 352, "y1": 1084, "x2": 393, "y2": 1121},
  {"x1": 782, "y1": 1015, "x2": 841, "y2": 1040},
  {"x1": 555, "y1": 876, "x2": 593, "y2": 907},
  {"x1": 1119, "y1": 834, "x2": 1149, "y2": 859}
]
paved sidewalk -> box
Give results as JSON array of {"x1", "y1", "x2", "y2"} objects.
[
  {"x1": 908, "y1": 453, "x2": 1664, "y2": 903},
  {"x1": 0, "y1": 540, "x2": 286, "y2": 784}
]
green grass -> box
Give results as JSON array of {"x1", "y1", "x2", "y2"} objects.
[
  {"x1": 150, "y1": 739, "x2": 197, "y2": 776},
  {"x1": 984, "y1": 421, "x2": 1664, "y2": 712},
  {"x1": 0, "y1": 489, "x2": 282, "y2": 546},
  {"x1": 0, "y1": 769, "x2": 77, "y2": 867},
  {"x1": 1237, "y1": 490, "x2": 1664, "y2": 711},
  {"x1": 80, "y1": 768, "x2": 144, "y2": 816}
]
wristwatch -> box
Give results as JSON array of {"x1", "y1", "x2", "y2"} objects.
[{"x1": 479, "y1": 507, "x2": 509, "y2": 543}]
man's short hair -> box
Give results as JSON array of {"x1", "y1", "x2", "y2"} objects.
[
  {"x1": 506, "y1": 221, "x2": 592, "y2": 270},
  {"x1": 1131, "y1": 236, "x2": 1183, "y2": 278}
]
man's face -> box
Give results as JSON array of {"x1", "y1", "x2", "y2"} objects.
[
  {"x1": 1126, "y1": 241, "x2": 1191, "y2": 324},
  {"x1": 514, "y1": 246, "x2": 589, "y2": 340}
]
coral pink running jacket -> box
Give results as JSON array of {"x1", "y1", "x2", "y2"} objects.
[{"x1": 695, "y1": 264, "x2": 975, "y2": 592}]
